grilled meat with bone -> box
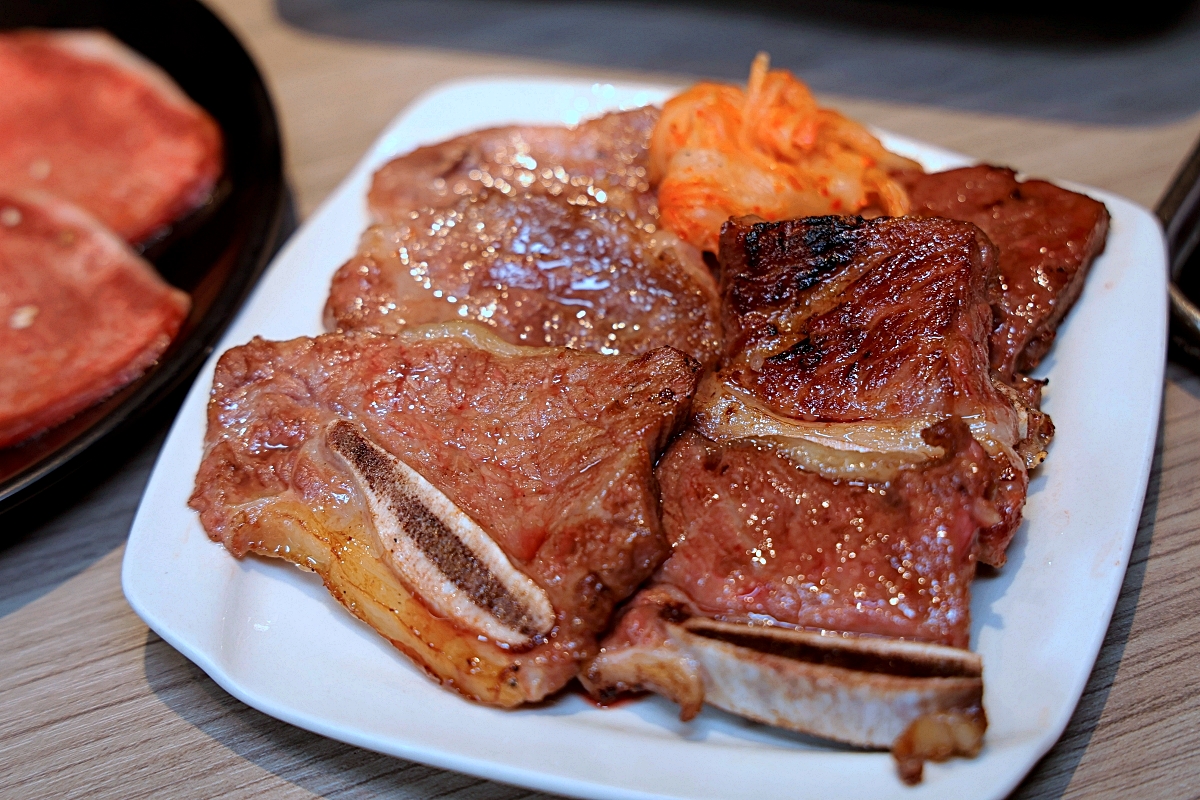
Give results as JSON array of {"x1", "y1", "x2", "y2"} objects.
[
  {"x1": 0, "y1": 190, "x2": 190, "y2": 448},
  {"x1": 584, "y1": 420, "x2": 995, "y2": 781},
  {"x1": 902, "y1": 166, "x2": 1109, "y2": 382},
  {"x1": 189, "y1": 323, "x2": 699, "y2": 705},
  {"x1": 586, "y1": 215, "x2": 1035, "y2": 780}
]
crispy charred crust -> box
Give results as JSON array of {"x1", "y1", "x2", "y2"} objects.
[
  {"x1": 723, "y1": 215, "x2": 862, "y2": 313},
  {"x1": 718, "y1": 215, "x2": 869, "y2": 356},
  {"x1": 714, "y1": 214, "x2": 1006, "y2": 426}
]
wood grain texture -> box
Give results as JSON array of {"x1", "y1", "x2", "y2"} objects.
[{"x1": 2, "y1": 0, "x2": 1198, "y2": 797}]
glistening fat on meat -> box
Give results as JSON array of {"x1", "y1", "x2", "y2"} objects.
[
  {"x1": 328, "y1": 190, "x2": 722, "y2": 367},
  {"x1": 326, "y1": 109, "x2": 724, "y2": 368},
  {"x1": 585, "y1": 214, "x2": 1040, "y2": 781},
  {"x1": 716, "y1": 214, "x2": 1047, "y2": 565}
]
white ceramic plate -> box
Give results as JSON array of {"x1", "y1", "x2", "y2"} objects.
[{"x1": 122, "y1": 79, "x2": 1167, "y2": 800}]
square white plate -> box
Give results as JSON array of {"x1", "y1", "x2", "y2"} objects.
[{"x1": 122, "y1": 78, "x2": 1167, "y2": 800}]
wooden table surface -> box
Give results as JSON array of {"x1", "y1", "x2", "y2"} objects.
[{"x1": 3, "y1": 1, "x2": 1199, "y2": 797}]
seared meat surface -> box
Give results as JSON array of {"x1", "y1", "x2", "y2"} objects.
[
  {"x1": 583, "y1": 421, "x2": 993, "y2": 764},
  {"x1": 719, "y1": 215, "x2": 1012, "y2": 428},
  {"x1": 326, "y1": 190, "x2": 721, "y2": 367},
  {"x1": 190, "y1": 324, "x2": 699, "y2": 705},
  {"x1": 655, "y1": 419, "x2": 999, "y2": 648},
  {"x1": 328, "y1": 107, "x2": 722, "y2": 367},
  {"x1": 370, "y1": 107, "x2": 659, "y2": 223},
  {"x1": 713, "y1": 215, "x2": 1039, "y2": 563},
  {"x1": 0, "y1": 190, "x2": 189, "y2": 448},
  {"x1": 902, "y1": 166, "x2": 1109, "y2": 380},
  {"x1": 0, "y1": 31, "x2": 223, "y2": 244}
]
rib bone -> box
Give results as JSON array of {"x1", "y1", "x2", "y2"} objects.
[
  {"x1": 584, "y1": 614, "x2": 983, "y2": 749},
  {"x1": 326, "y1": 420, "x2": 554, "y2": 647}
]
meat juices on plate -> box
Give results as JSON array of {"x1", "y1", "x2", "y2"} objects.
[
  {"x1": 585, "y1": 215, "x2": 1044, "y2": 781},
  {"x1": 190, "y1": 324, "x2": 699, "y2": 705},
  {"x1": 0, "y1": 190, "x2": 190, "y2": 448},
  {"x1": 326, "y1": 109, "x2": 723, "y2": 368},
  {"x1": 0, "y1": 30, "x2": 223, "y2": 244},
  {"x1": 902, "y1": 165, "x2": 1110, "y2": 383}
]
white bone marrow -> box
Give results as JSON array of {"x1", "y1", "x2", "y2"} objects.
[{"x1": 326, "y1": 420, "x2": 554, "y2": 647}]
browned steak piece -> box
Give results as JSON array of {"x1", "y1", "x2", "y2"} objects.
[
  {"x1": 902, "y1": 165, "x2": 1109, "y2": 380},
  {"x1": 712, "y1": 215, "x2": 1037, "y2": 565},
  {"x1": 326, "y1": 190, "x2": 722, "y2": 367},
  {"x1": 582, "y1": 216, "x2": 1024, "y2": 772},
  {"x1": 583, "y1": 420, "x2": 994, "y2": 766},
  {"x1": 190, "y1": 324, "x2": 699, "y2": 706},
  {"x1": 369, "y1": 107, "x2": 659, "y2": 224},
  {"x1": 657, "y1": 419, "x2": 999, "y2": 648},
  {"x1": 718, "y1": 214, "x2": 1010, "y2": 426}
]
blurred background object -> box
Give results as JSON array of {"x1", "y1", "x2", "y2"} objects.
[
  {"x1": 1160, "y1": 135, "x2": 1200, "y2": 368},
  {"x1": 278, "y1": 0, "x2": 1200, "y2": 124}
]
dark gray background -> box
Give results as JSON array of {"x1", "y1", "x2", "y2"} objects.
[{"x1": 279, "y1": 0, "x2": 1200, "y2": 125}]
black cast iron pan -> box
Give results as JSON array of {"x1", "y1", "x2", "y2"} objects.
[{"x1": 0, "y1": 0, "x2": 292, "y2": 520}]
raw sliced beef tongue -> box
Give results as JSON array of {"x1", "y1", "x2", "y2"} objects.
[
  {"x1": 189, "y1": 324, "x2": 700, "y2": 706},
  {"x1": 902, "y1": 165, "x2": 1109, "y2": 382},
  {"x1": 0, "y1": 190, "x2": 190, "y2": 449},
  {"x1": 0, "y1": 30, "x2": 224, "y2": 244},
  {"x1": 327, "y1": 190, "x2": 722, "y2": 367},
  {"x1": 368, "y1": 107, "x2": 660, "y2": 223},
  {"x1": 585, "y1": 215, "x2": 1035, "y2": 782}
]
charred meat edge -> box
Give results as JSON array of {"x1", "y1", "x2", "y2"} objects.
[
  {"x1": 583, "y1": 617, "x2": 984, "y2": 781},
  {"x1": 327, "y1": 420, "x2": 554, "y2": 647}
]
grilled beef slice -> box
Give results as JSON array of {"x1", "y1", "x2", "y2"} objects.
[{"x1": 902, "y1": 165, "x2": 1109, "y2": 381}]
